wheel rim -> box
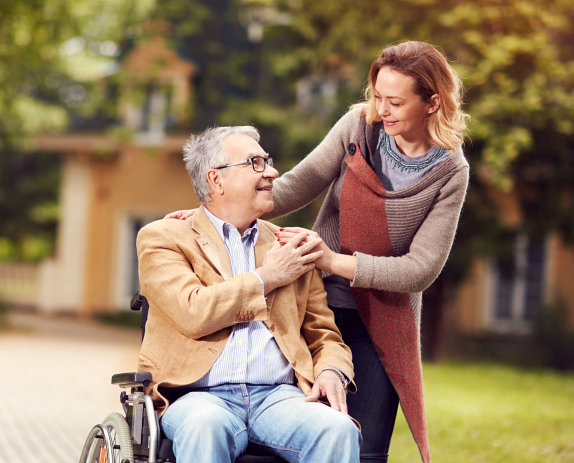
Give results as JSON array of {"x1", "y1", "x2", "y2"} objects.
[{"x1": 80, "y1": 413, "x2": 134, "y2": 463}]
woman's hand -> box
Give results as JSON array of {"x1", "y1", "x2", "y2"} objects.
[
  {"x1": 164, "y1": 209, "x2": 196, "y2": 220},
  {"x1": 275, "y1": 227, "x2": 357, "y2": 280}
]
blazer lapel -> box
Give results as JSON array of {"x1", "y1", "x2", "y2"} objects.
[
  {"x1": 191, "y1": 206, "x2": 233, "y2": 280},
  {"x1": 255, "y1": 220, "x2": 276, "y2": 309},
  {"x1": 254, "y1": 220, "x2": 274, "y2": 267}
]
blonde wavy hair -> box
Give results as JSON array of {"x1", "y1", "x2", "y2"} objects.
[{"x1": 357, "y1": 41, "x2": 469, "y2": 150}]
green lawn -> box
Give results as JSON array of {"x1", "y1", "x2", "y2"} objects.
[{"x1": 388, "y1": 362, "x2": 574, "y2": 462}]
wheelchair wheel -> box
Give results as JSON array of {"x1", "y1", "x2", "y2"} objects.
[{"x1": 79, "y1": 412, "x2": 134, "y2": 463}]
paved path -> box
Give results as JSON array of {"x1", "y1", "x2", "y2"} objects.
[{"x1": 0, "y1": 311, "x2": 140, "y2": 463}]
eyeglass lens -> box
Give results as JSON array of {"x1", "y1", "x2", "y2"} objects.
[{"x1": 252, "y1": 156, "x2": 273, "y2": 172}]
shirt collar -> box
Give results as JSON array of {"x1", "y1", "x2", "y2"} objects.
[{"x1": 204, "y1": 207, "x2": 259, "y2": 243}]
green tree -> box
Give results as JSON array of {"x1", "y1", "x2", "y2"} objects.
[
  {"x1": 0, "y1": 0, "x2": 73, "y2": 259},
  {"x1": 265, "y1": 0, "x2": 574, "y2": 183},
  {"x1": 146, "y1": 0, "x2": 574, "y2": 254},
  {"x1": 238, "y1": 0, "x2": 574, "y2": 355},
  {"x1": 0, "y1": 0, "x2": 152, "y2": 259}
]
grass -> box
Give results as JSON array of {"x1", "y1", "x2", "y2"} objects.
[
  {"x1": 388, "y1": 362, "x2": 574, "y2": 462},
  {"x1": 0, "y1": 302, "x2": 6, "y2": 331},
  {"x1": 95, "y1": 310, "x2": 142, "y2": 328}
]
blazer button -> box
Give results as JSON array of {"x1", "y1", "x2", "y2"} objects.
[
  {"x1": 291, "y1": 360, "x2": 297, "y2": 367},
  {"x1": 348, "y1": 143, "x2": 356, "y2": 155},
  {"x1": 269, "y1": 324, "x2": 275, "y2": 332}
]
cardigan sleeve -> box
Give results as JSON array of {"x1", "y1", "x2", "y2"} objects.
[
  {"x1": 263, "y1": 108, "x2": 363, "y2": 220},
  {"x1": 351, "y1": 164, "x2": 469, "y2": 293}
]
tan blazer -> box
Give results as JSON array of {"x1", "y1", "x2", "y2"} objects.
[{"x1": 136, "y1": 206, "x2": 354, "y2": 415}]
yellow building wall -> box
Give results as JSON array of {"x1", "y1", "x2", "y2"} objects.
[
  {"x1": 453, "y1": 259, "x2": 489, "y2": 335},
  {"x1": 451, "y1": 234, "x2": 574, "y2": 335},
  {"x1": 547, "y1": 235, "x2": 574, "y2": 330},
  {"x1": 82, "y1": 142, "x2": 198, "y2": 313}
]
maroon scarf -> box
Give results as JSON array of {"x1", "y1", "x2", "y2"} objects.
[{"x1": 340, "y1": 142, "x2": 430, "y2": 463}]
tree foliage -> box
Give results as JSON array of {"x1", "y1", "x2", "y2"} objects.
[
  {"x1": 266, "y1": 0, "x2": 574, "y2": 185},
  {"x1": 2, "y1": 0, "x2": 574, "y2": 263},
  {"x1": 0, "y1": 0, "x2": 73, "y2": 258},
  {"x1": 257, "y1": 0, "x2": 574, "y2": 267},
  {"x1": 0, "y1": 0, "x2": 151, "y2": 259}
]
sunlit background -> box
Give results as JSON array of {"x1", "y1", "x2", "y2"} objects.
[{"x1": 1, "y1": 0, "x2": 573, "y2": 462}]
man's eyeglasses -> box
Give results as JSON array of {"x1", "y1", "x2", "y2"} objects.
[{"x1": 214, "y1": 156, "x2": 273, "y2": 173}]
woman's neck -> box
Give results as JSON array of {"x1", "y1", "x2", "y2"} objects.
[{"x1": 394, "y1": 135, "x2": 432, "y2": 158}]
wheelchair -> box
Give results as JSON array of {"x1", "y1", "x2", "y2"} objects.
[{"x1": 78, "y1": 293, "x2": 284, "y2": 463}]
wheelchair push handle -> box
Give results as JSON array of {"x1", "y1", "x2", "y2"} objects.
[{"x1": 130, "y1": 292, "x2": 145, "y2": 311}]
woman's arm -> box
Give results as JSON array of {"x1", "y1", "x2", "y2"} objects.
[
  {"x1": 352, "y1": 167, "x2": 469, "y2": 293},
  {"x1": 276, "y1": 165, "x2": 469, "y2": 293},
  {"x1": 263, "y1": 108, "x2": 363, "y2": 219}
]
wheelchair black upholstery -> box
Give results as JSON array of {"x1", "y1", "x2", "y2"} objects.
[{"x1": 79, "y1": 293, "x2": 284, "y2": 463}]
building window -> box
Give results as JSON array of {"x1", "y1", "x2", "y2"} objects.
[
  {"x1": 115, "y1": 214, "x2": 161, "y2": 309},
  {"x1": 122, "y1": 83, "x2": 175, "y2": 144},
  {"x1": 490, "y1": 235, "x2": 546, "y2": 331},
  {"x1": 139, "y1": 83, "x2": 175, "y2": 135},
  {"x1": 296, "y1": 75, "x2": 339, "y2": 116}
]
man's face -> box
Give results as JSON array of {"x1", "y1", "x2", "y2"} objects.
[{"x1": 220, "y1": 133, "x2": 278, "y2": 225}]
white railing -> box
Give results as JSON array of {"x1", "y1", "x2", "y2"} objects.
[{"x1": 0, "y1": 263, "x2": 39, "y2": 307}]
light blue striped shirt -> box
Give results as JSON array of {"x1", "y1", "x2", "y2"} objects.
[{"x1": 189, "y1": 208, "x2": 294, "y2": 387}]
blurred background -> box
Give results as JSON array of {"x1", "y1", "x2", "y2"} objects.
[{"x1": 1, "y1": 0, "x2": 573, "y2": 461}]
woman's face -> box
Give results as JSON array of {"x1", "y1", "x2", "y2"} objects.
[{"x1": 374, "y1": 66, "x2": 438, "y2": 147}]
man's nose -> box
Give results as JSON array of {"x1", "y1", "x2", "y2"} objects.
[{"x1": 263, "y1": 164, "x2": 279, "y2": 178}]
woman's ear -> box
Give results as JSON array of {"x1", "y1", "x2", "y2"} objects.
[
  {"x1": 206, "y1": 169, "x2": 224, "y2": 197},
  {"x1": 427, "y1": 94, "x2": 440, "y2": 115}
]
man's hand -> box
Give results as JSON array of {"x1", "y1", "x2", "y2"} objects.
[
  {"x1": 305, "y1": 370, "x2": 348, "y2": 414},
  {"x1": 164, "y1": 209, "x2": 196, "y2": 220},
  {"x1": 256, "y1": 231, "x2": 323, "y2": 294}
]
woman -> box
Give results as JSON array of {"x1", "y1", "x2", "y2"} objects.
[{"x1": 169, "y1": 41, "x2": 469, "y2": 463}]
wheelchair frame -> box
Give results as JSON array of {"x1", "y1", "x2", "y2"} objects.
[
  {"x1": 78, "y1": 294, "x2": 284, "y2": 463},
  {"x1": 79, "y1": 371, "x2": 160, "y2": 463}
]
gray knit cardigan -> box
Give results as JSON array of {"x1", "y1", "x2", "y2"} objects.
[{"x1": 264, "y1": 106, "x2": 469, "y2": 462}]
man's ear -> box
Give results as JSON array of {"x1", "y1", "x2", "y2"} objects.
[
  {"x1": 206, "y1": 169, "x2": 224, "y2": 197},
  {"x1": 427, "y1": 94, "x2": 440, "y2": 115}
]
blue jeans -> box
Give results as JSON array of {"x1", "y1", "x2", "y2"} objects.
[
  {"x1": 332, "y1": 307, "x2": 399, "y2": 463},
  {"x1": 161, "y1": 383, "x2": 362, "y2": 463}
]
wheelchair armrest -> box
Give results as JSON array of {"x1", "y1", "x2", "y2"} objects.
[{"x1": 111, "y1": 372, "x2": 152, "y2": 388}]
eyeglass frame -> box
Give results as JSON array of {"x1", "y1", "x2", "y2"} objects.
[{"x1": 214, "y1": 155, "x2": 274, "y2": 173}]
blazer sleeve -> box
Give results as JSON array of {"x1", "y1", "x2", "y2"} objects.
[{"x1": 136, "y1": 222, "x2": 269, "y2": 339}]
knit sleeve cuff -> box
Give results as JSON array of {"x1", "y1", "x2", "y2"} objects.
[{"x1": 350, "y1": 252, "x2": 375, "y2": 288}]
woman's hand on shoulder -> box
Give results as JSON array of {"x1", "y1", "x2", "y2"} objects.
[
  {"x1": 164, "y1": 209, "x2": 197, "y2": 220},
  {"x1": 275, "y1": 227, "x2": 321, "y2": 247}
]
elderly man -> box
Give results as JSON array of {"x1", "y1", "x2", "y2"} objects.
[{"x1": 136, "y1": 126, "x2": 361, "y2": 463}]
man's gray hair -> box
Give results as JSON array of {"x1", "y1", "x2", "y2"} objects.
[{"x1": 183, "y1": 126, "x2": 260, "y2": 204}]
